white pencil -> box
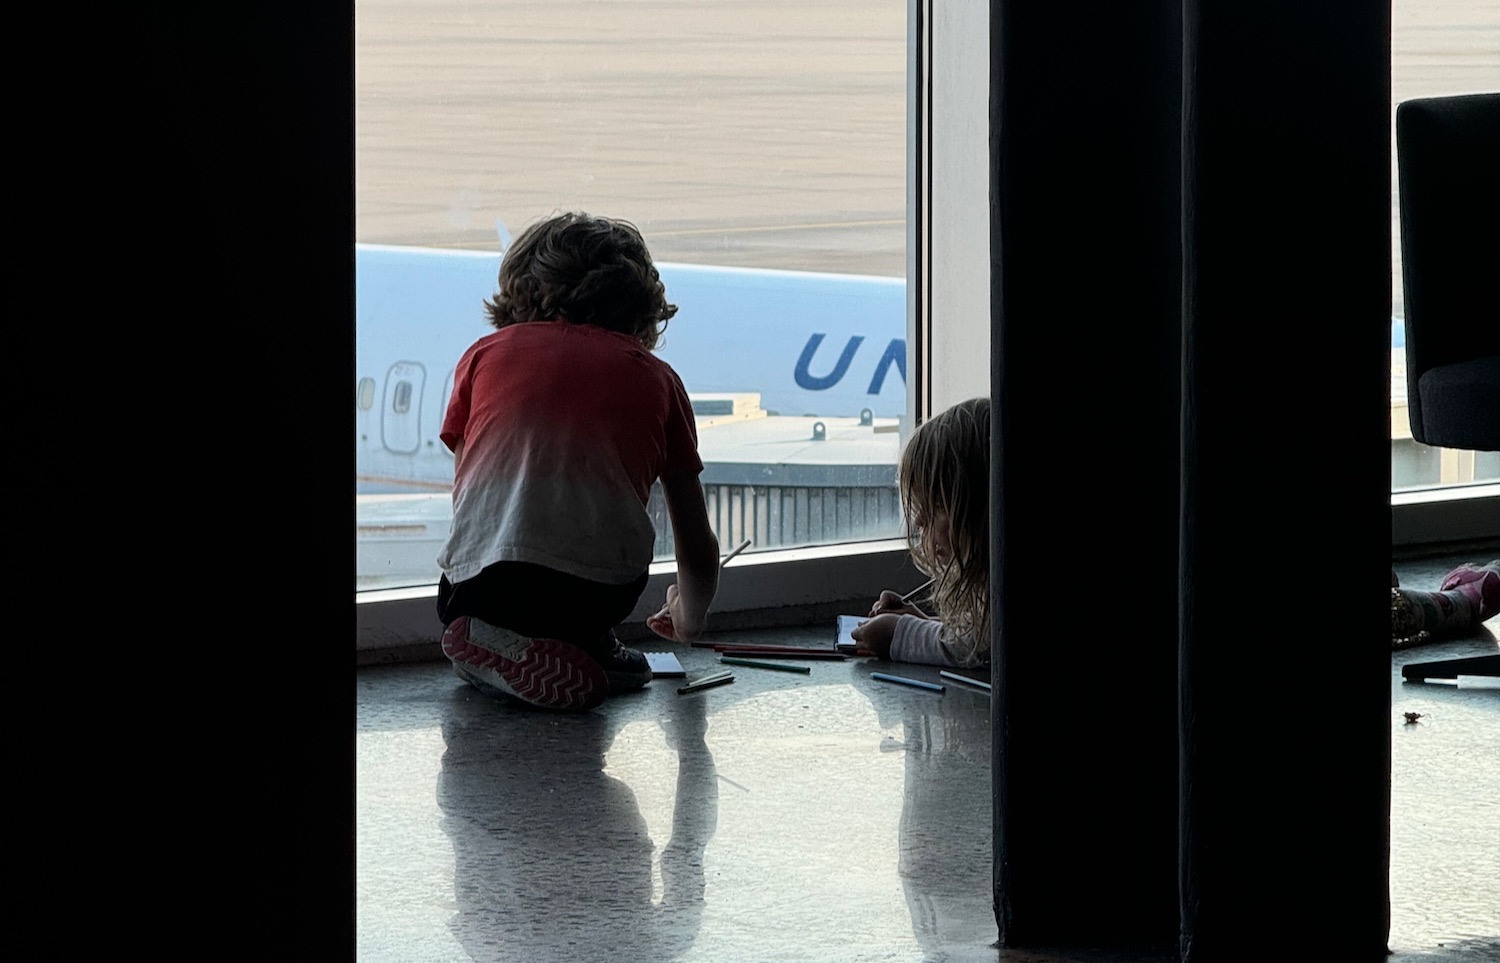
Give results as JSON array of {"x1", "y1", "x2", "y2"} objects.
[
  {"x1": 900, "y1": 577, "x2": 935, "y2": 603},
  {"x1": 940, "y1": 670, "x2": 992, "y2": 692},
  {"x1": 720, "y1": 538, "x2": 752, "y2": 570},
  {"x1": 653, "y1": 539, "x2": 754, "y2": 623}
]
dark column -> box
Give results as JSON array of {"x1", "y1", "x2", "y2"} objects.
[
  {"x1": 1179, "y1": 1, "x2": 1391, "y2": 958},
  {"x1": 989, "y1": 0, "x2": 1183, "y2": 950},
  {"x1": 990, "y1": 0, "x2": 1392, "y2": 956}
]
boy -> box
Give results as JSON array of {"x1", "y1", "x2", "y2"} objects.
[{"x1": 436, "y1": 211, "x2": 720, "y2": 711}]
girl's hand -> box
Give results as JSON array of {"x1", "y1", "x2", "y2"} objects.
[
  {"x1": 850, "y1": 613, "x2": 899, "y2": 659},
  {"x1": 869, "y1": 590, "x2": 926, "y2": 619}
]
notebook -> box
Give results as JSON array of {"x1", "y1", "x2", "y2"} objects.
[
  {"x1": 836, "y1": 615, "x2": 864, "y2": 655},
  {"x1": 644, "y1": 651, "x2": 686, "y2": 677}
]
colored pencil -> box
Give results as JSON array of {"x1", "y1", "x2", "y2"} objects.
[
  {"x1": 900, "y1": 578, "x2": 936, "y2": 603},
  {"x1": 719, "y1": 656, "x2": 812, "y2": 674},
  {"x1": 871, "y1": 672, "x2": 945, "y2": 693},
  {"x1": 940, "y1": 670, "x2": 992, "y2": 692},
  {"x1": 653, "y1": 540, "x2": 754, "y2": 625},
  {"x1": 720, "y1": 538, "x2": 752, "y2": 570},
  {"x1": 691, "y1": 641, "x2": 848, "y2": 655},
  {"x1": 678, "y1": 670, "x2": 736, "y2": 694},
  {"x1": 712, "y1": 644, "x2": 846, "y2": 656}
]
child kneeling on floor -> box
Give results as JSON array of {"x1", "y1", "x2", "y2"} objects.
[{"x1": 435, "y1": 211, "x2": 721, "y2": 711}]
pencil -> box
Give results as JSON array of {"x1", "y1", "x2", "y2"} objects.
[
  {"x1": 900, "y1": 578, "x2": 936, "y2": 603},
  {"x1": 678, "y1": 670, "x2": 736, "y2": 694},
  {"x1": 871, "y1": 672, "x2": 945, "y2": 693},
  {"x1": 709, "y1": 646, "x2": 847, "y2": 660},
  {"x1": 939, "y1": 670, "x2": 992, "y2": 692},
  {"x1": 719, "y1": 656, "x2": 812, "y2": 674},
  {"x1": 651, "y1": 539, "x2": 753, "y2": 624},
  {"x1": 720, "y1": 538, "x2": 752, "y2": 570}
]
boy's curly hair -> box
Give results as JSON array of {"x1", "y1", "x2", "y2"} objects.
[
  {"x1": 484, "y1": 211, "x2": 678, "y2": 350},
  {"x1": 899, "y1": 396, "x2": 991, "y2": 663}
]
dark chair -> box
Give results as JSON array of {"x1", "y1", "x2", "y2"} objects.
[
  {"x1": 1395, "y1": 91, "x2": 1500, "y2": 451},
  {"x1": 1394, "y1": 92, "x2": 1500, "y2": 681}
]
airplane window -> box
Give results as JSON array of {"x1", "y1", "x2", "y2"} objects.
[
  {"x1": 355, "y1": 0, "x2": 909, "y2": 591},
  {"x1": 357, "y1": 377, "x2": 376, "y2": 412},
  {"x1": 390, "y1": 380, "x2": 411, "y2": 416}
]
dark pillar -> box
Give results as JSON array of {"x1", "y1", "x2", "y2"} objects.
[
  {"x1": 990, "y1": 0, "x2": 1183, "y2": 950},
  {"x1": 991, "y1": 0, "x2": 1392, "y2": 957},
  {"x1": 1179, "y1": 1, "x2": 1391, "y2": 958}
]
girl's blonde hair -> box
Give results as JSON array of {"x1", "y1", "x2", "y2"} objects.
[{"x1": 899, "y1": 396, "x2": 991, "y2": 662}]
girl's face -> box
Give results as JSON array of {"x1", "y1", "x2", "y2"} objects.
[{"x1": 925, "y1": 510, "x2": 954, "y2": 568}]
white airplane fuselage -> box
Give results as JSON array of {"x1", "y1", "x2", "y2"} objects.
[{"x1": 356, "y1": 243, "x2": 909, "y2": 494}]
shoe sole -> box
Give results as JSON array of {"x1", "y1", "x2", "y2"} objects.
[{"x1": 442, "y1": 617, "x2": 608, "y2": 711}]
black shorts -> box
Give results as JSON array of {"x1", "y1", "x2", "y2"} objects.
[{"x1": 436, "y1": 560, "x2": 650, "y2": 647}]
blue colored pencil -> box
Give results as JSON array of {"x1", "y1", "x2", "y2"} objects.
[{"x1": 871, "y1": 672, "x2": 945, "y2": 693}]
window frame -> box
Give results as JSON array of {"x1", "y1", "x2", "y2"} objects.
[{"x1": 354, "y1": 0, "x2": 1500, "y2": 662}]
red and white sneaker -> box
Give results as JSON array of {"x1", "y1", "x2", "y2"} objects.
[{"x1": 441, "y1": 616, "x2": 609, "y2": 711}]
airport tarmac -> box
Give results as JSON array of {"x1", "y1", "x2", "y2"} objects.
[{"x1": 355, "y1": 0, "x2": 1499, "y2": 315}]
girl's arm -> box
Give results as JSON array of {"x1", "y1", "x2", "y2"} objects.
[{"x1": 888, "y1": 616, "x2": 985, "y2": 668}]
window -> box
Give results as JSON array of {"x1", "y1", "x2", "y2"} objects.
[
  {"x1": 358, "y1": 0, "x2": 1499, "y2": 657},
  {"x1": 1389, "y1": 0, "x2": 1500, "y2": 492},
  {"x1": 355, "y1": 0, "x2": 935, "y2": 622}
]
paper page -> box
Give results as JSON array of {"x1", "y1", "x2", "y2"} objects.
[{"x1": 644, "y1": 651, "x2": 686, "y2": 677}]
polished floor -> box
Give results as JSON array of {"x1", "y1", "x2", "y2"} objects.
[{"x1": 355, "y1": 551, "x2": 1500, "y2": 962}]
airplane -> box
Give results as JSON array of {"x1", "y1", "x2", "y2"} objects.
[
  {"x1": 356, "y1": 241, "x2": 1414, "y2": 496},
  {"x1": 356, "y1": 242, "x2": 909, "y2": 494}
]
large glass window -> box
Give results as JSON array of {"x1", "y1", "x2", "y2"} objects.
[
  {"x1": 356, "y1": 0, "x2": 909, "y2": 592},
  {"x1": 1389, "y1": 0, "x2": 1500, "y2": 492}
]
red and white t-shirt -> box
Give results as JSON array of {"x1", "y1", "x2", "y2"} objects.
[{"x1": 437, "y1": 321, "x2": 702, "y2": 586}]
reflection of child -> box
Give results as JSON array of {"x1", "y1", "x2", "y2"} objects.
[
  {"x1": 852, "y1": 397, "x2": 990, "y2": 668},
  {"x1": 1391, "y1": 560, "x2": 1500, "y2": 648},
  {"x1": 435, "y1": 212, "x2": 721, "y2": 712}
]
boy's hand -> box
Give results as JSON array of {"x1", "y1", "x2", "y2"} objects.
[
  {"x1": 647, "y1": 584, "x2": 703, "y2": 642},
  {"x1": 850, "y1": 613, "x2": 899, "y2": 659},
  {"x1": 870, "y1": 590, "x2": 926, "y2": 619}
]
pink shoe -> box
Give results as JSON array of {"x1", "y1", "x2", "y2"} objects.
[
  {"x1": 1438, "y1": 560, "x2": 1500, "y2": 623},
  {"x1": 441, "y1": 616, "x2": 609, "y2": 711}
]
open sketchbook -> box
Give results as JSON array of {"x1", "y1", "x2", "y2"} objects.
[{"x1": 836, "y1": 615, "x2": 864, "y2": 654}]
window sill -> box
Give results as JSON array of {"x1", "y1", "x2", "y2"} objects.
[{"x1": 356, "y1": 538, "x2": 926, "y2": 665}]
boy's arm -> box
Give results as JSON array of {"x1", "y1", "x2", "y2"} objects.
[{"x1": 659, "y1": 469, "x2": 720, "y2": 640}]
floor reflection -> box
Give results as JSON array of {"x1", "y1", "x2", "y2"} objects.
[{"x1": 438, "y1": 688, "x2": 717, "y2": 961}]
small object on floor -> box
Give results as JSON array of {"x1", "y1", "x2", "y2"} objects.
[
  {"x1": 1401, "y1": 653, "x2": 1500, "y2": 683},
  {"x1": 643, "y1": 651, "x2": 686, "y2": 677},
  {"x1": 871, "y1": 672, "x2": 945, "y2": 693},
  {"x1": 1403, "y1": 712, "x2": 1424, "y2": 725},
  {"x1": 719, "y1": 656, "x2": 811, "y2": 674},
  {"x1": 678, "y1": 669, "x2": 735, "y2": 694}
]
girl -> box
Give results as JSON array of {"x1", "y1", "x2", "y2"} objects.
[{"x1": 852, "y1": 396, "x2": 991, "y2": 668}]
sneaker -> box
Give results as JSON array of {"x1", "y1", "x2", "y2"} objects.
[
  {"x1": 1439, "y1": 560, "x2": 1500, "y2": 624},
  {"x1": 598, "y1": 634, "x2": 653, "y2": 694},
  {"x1": 441, "y1": 616, "x2": 608, "y2": 711}
]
